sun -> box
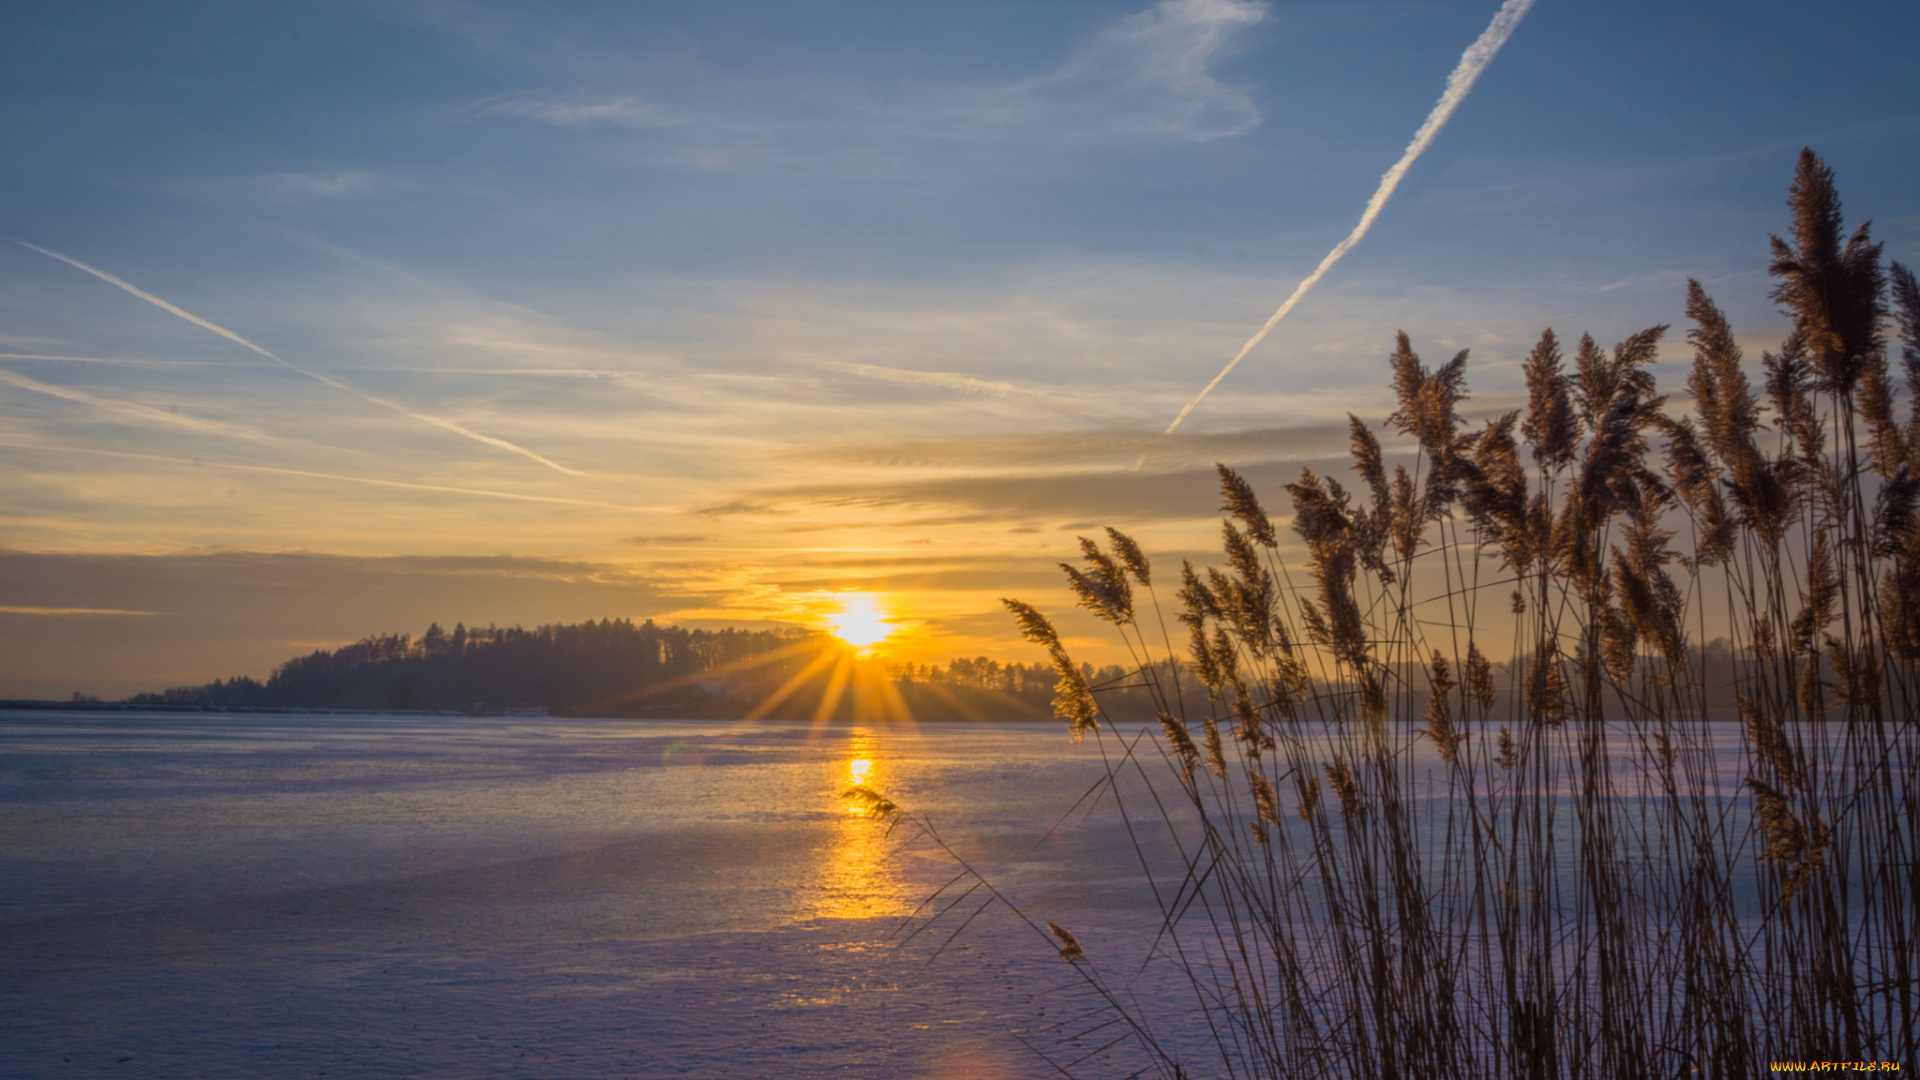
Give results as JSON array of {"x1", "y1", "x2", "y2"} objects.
[{"x1": 825, "y1": 593, "x2": 894, "y2": 651}]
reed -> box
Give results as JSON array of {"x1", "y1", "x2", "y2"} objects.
[{"x1": 977, "y1": 150, "x2": 1916, "y2": 1077}]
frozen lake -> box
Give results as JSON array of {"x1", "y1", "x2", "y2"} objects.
[{"x1": 0, "y1": 712, "x2": 1174, "y2": 1078}]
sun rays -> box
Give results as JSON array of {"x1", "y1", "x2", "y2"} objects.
[
  {"x1": 516, "y1": 586, "x2": 1041, "y2": 729},
  {"x1": 580, "y1": 622, "x2": 918, "y2": 727}
]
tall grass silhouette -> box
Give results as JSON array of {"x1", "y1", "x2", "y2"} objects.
[{"x1": 941, "y1": 150, "x2": 1917, "y2": 1077}]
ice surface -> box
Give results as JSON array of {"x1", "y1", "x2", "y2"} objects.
[{"x1": 0, "y1": 713, "x2": 1182, "y2": 1078}]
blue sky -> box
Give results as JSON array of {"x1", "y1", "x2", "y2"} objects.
[{"x1": 2, "y1": 0, "x2": 1917, "y2": 694}]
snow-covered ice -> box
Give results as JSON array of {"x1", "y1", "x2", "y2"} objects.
[{"x1": 0, "y1": 713, "x2": 1172, "y2": 1078}]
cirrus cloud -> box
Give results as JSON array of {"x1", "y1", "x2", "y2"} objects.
[{"x1": 980, "y1": 0, "x2": 1270, "y2": 141}]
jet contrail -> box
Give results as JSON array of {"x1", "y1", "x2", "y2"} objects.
[
  {"x1": 0, "y1": 366, "x2": 271, "y2": 442},
  {"x1": 11, "y1": 239, "x2": 587, "y2": 477},
  {"x1": 1164, "y1": 0, "x2": 1537, "y2": 435}
]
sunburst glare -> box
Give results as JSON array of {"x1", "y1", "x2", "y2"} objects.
[{"x1": 825, "y1": 592, "x2": 894, "y2": 651}]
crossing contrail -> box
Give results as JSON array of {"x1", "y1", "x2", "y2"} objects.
[
  {"x1": 1164, "y1": 0, "x2": 1537, "y2": 435},
  {"x1": 12, "y1": 239, "x2": 587, "y2": 476}
]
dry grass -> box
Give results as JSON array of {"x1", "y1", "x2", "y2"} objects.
[{"x1": 979, "y1": 149, "x2": 1917, "y2": 1078}]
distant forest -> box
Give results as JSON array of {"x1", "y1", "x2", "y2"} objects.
[
  {"x1": 120, "y1": 616, "x2": 1779, "y2": 723},
  {"x1": 128, "y1": 618, "x2": 1155, "y2": 721}
]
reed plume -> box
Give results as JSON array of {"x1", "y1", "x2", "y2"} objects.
[
  {"x1": 1001, "y1": 598, "x2": 1098, "y2": 739},
  {"x1": 981, "y1": 149, "x2": 1917, "y2": 1077},
  {"x1": 1046, "y1": 922, "x2": 1084, "y2": 961}
]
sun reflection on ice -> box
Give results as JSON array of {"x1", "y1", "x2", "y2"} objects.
[{"x1": 814, "y1": 737, "x2": 907, "y2": 918}]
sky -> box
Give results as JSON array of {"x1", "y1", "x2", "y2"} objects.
[{"x1": 2, "y1": 0, "x2": 1917, "y2": 697}]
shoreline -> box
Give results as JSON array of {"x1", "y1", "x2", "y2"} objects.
[{"x1": 0, "y1": 700, "x2": 1062, "y2": 722}]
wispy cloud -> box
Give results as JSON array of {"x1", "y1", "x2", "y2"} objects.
[
  {"x1": 471, "y1": 92, "x2": 681, "y2": 129},
  {"x1": 276, "y1": 171, "x2": 380, "y2": 197},
  {"x1": 767, "y1": 461, "x2": 1330, "y2": 528},
  {"x1": 206, "y1": 461, "x2": 627, "y2": 508},
  {"x1": 0, "y1": 352, "x2": 242, "y2": 369},
  {"x1": 794, "y1": 421, "x2": 1349, "y2": 472},
  {"x1": 983, "y1": 0, "x2": 1269, "y2": 140},
  {"x1": 12, "y1": 240, "x2": 588, "y2": 476},
  {"x1": 624, "y1": 534, "x2": 713, "y2": 547},
  {"x1": 1166, "y1": 0, "x2": 1538, "y2": 433},
  {"x1": 1595, "y1": 268, "x2": 1695, "y2": 294},
  {"x1": 0, "y1": 367, "x2": 271, "y2": 442},
  {"x1": 0, "y1": 437, "x2": 653, "y2": 512},
  {"x1": 191, "y1": 169, "x2": 400, "y2": 201},
  {"x1": 0, "y1": 605, "x2": 158, "y2": 616},
  {"x1": 689, "y1": 498, "x2": 798, "y2": 520},
  {"x1": 785, "y1": 354, "x2": 1046, "y2": 399},
  {"x1": 457, "y1": 0, "x2": 1268, "y2": 153}
]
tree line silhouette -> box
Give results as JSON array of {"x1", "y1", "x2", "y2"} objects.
[
  {"x1": 134, "y1": 619, "x2": 812, "y2": 713},
  {"x1": 126, "y1": 617, "x2": 1162, "y2": 719},
  {"x1": 120, "y1": 613, "x2": 1757, "y2": 722}
]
